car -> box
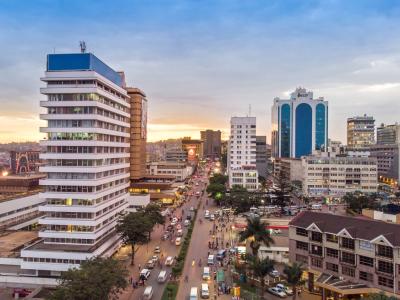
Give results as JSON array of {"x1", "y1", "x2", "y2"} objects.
[
  {"x1": 154, "y1": 246, "x2": 161, "y2": 254},
  {"x1": 171, "y1": 220, "x2": 177, "y2": 226},
  {"x1": 176, "y1": 229, "x2": 183, "y2": 237},
  {"x1": 269, "y1": 269, "x2": 280, "y2": 278},
  {"x1": 162, "y1": 232, "x2": 171, "y2": 240},
  {"x1": 210, "y1": 214, "x2": 215, "y2": 221},
  {"x1": 146, "y1": 259, "x2": 155, "y2": 269},
  {"x1": 175, "y1": 237, "x2": 182, "y2": 245},
  {"x1": 172, "y1": 217, "x2": 178, "y2": 223},
  {"x1": 195, "y1": 182, "x2": 199, "y2": 186},
  {"x1": 165, "y1": 256, "x2": 174, "y2": 266},
  {"x1": 151, "y1": 255, "x2": 159, "y2": 263},
  {"x1": 276, "y1": 284, "x2": 293, "y2": 296},
  {"x1": 267, "y1": 287, "x2": 286, "y2": 298},
  {"x1": 216, "y1": 249, "x2": 226, "y2": 261},
  {"x1": 204, "y1": 210, "x2": 210, "y2": 219},
  {"x1": 196, "y1": 191, "x2": 200, "y2": 196},
  {"x1": 186, "y1": 215, "x2": 192, "y2": 221},
  {"x1": 176, "y1": 223, "x2": 182, "y2": 230},
  {"x1": 184, "y1": 219, "x2": 190, "y2": 226},
  {"x1": 190, "y1": 206, "x2": 195, "y2": 211},
  {"x1": 12, "y1": 289, "x2": 31, "y2": 298},
  {"x1": 140, "y1": 269, "x2": 151, "y2": 280}
]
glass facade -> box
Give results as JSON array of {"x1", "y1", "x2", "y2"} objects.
[
  {"x1": 315, "y1": 103, "x2": 326, "y2": 150},
  {"x1": 280, "y1": 104, "x2": 291, "y2": 157},
  {"x1": 295, "y1": 103, "x2": 312, "y2": 158}
]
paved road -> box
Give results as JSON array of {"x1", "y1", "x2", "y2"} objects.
[{"x1": 118, "y1": 176, "x2": 206, "y2": 300}]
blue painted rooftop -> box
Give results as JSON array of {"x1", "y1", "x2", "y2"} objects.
[{"x1": 46, "y1": 53, "x2": 123, "y2": 87}]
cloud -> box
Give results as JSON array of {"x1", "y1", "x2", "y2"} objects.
[{"x1": 358, "y1": 82, "x2": 400, "y2": 92}]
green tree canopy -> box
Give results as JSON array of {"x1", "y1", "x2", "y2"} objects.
[
  {"x1": 209, "y1": 173, "x2": 228, "y2": 185},
  {"x1": 48, "y1": 257, "x2": 128, "y2": 300},
  {"x1": 143, "y1": 203, "x2": 165, "y2": 226},
  {"x1": 116, "y1": 212, "x2": 152, "y2": 265},
  {"x1": 284, "y1": 262, "x2": 306, "y2": 300},
  {"x1": 344, "y1": 192, "x2": 380, "y2": 213},
  {"x1": 239, "y1": 216, "x2": 274, "y2": 256},
  {"x1": 366, "y1": 292, "x2": 398, "y2": 300},
  {"x1": 247, "y1": 255, "x2": 274, "y2": 298}
]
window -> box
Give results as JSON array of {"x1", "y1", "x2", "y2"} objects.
[
  {"x1": 359, "y1": 255, "x2": 374, "y2": 267},
  {"x1": 296, "y1": 241, "x2": 308, "y2": 251},
  {"x1": 378, "y1": 276, "x2": 393, "y2": 288},
  {"x1": 326, "y1": 234, "x2": 338, "y2": 243},
  {"x1": 295, "y1": 254, "x2": 308, "y2": 264},
  {"x1": 342, "y1": 266, "x2": 355, "y2": 277},
  {"x1": 341, "y1": 251, "x2": 355, "y2": 265},
  {"x1": 341, "y1": 237, "x2": 355, "y2": 250},
  {"x1": 378, "y1": 260, "x2": 393, "y2": 274},
  {"x1": 311, "y1": 231, "x2": 323, "y2": 242},
  {"x1": 296, "y1": 227, "x2": 308, "y2": 237},
  {"x1": 377, "y1": 245, "x2": 393, "y2": 258},
  {"x1": 359, "y1": 271, "x2": 373, "y2": 282},
  {"x1": 326, "y1": 262, "x2": 338, "y2": 273},
  {"x1": 326, "y1": 248, "x2": 339, "y2": 258},
  {"x1": 311, "y1": 257, "x2": 322, "y2": 268},
  {"x1": 310, "y1": 244, "x2": 323, "y2": 256}
]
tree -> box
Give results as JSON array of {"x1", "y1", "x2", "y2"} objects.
[
  {"x1": 275, "y1": 171, "x2": 292, "y2": 209},
  {"x1": 247, "y1": 255, "x2": 274, "y2": 298},
  {"x1": 209, "y1": 173, "x2": 228, "y2": 185},
  {"x1": 207, "y1": 183, "x2": 226, "y2": 198},
  {"x1": 259, "y1": 176, "x2": 267, "y2": 192},
  {"x1": 116, "y1": 212, "x2": 152, "y2": 265},
  {"x1": 239, "y1": 216, "x2": 274, "y2": 256},
  {"x1": 344, "y1": 192, "x2": 380, "y2": 213},
  {"x1": 143, "y1": 203, "x2": 165, "y2": 239},
  {"x1": 48, "y1": 257, "x2": 128, "y2": 300},
  {"x1": 283, "y1": 262, "x2": 305, "y2": 300},
  {"x1": 366, "y1": 293, "x2": 398, "y2": 300}
]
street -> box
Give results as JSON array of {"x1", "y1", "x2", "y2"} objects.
[{"x1": 118, "y1": 174, "x2": 207, "y2": 300}]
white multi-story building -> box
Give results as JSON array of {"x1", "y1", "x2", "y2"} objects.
[
  {"x1": 20, "y1": 53, "x2": 130, "y2": 277},
  {"x1": 228, "y1": 117, "x2": 258, "y2": 191},
  {"x1": 148, "y1": 161, "x2": 193, "y2": 181},
  {"x1": 302, "y1": 149, "x2": 378, "y2": 197}
]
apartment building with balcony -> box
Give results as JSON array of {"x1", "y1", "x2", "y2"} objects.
[
  {"x1": 289, "y1": 211, "x2": 400, "y2": 298},
  {"x1": 19, "y1": 52, "x2": 130, "y2": 278}
]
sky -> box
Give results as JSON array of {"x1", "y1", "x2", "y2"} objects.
[{"x1": 0, "y1": 0, "x2": 400, "y2": 143}]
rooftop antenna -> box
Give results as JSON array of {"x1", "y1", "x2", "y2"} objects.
[
  {"x1": 79, "y1": 41, "x2": 86, "y2": 53},
  {"x1": 248, "y1": 104, "x2": 252, "y2": 117}
]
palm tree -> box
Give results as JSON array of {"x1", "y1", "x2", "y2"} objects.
[
  {"x1": 247, "y1": 255, "x2": 274, "y2": 298},
  {"x1": 283, "y1": 262, "x2": 305, "y2": 300},
  {"x1": 239, "y1": 216, "x2": 274, "y2": 256}
]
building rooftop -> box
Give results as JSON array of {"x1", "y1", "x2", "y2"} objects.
[
  {"x1": 0, "y1": 188, "x2": 43, "y2": 203},
  {"x1": 0, "y1": 231, "x2": 39, "y2": 257},
  {"x1": 290, "y1": 211, "x2": 400, "y2": 247},
  {"x1": 47, "y1": 53, "x2": 123, "y2": 87}
]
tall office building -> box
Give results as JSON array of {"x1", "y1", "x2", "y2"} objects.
[
  {"x1": 347, "y1": 114, "x2": 375, "y2": 149},
  {"x1": 255, "y1": 136, "x2": 268, "y2": 177},
  {"x1": 200, "y1": 130, "x2": 222, "y2": 158},
  {"x1": 21, "y1": 53, "x2": 130, "y2": 276},
  {"x1": 271, "y1": 87, "x2": 328, "y2": 158},
  {"x1": 228, "y1": 117, "x2": 258, "y2": 191},
  {"x1": 126, "y1": 87, "x2": 147, "y2": 181},
  {"x1": 377, "y1": 123, "x2": 400, "y2": 145}
]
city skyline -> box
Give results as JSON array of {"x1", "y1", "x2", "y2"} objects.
[{"x1": 1, "y1": 1, "x2": 400, "y2": 144}]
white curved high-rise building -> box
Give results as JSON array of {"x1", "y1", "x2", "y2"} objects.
[{"x1": 21, "y1": 53, "x2": 130, "y2": 277}]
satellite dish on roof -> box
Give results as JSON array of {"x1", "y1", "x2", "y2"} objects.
[{"x1": 79, "y1": 41, "x2": 87, "y2": 53}]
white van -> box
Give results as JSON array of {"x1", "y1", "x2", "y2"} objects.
[
  {"x1": 202, "y1": 267, "x2": 211, "y2": 280},
  {"x1": 312, "y1": 204, "x2": 322, "y2": 210},
  {"x1": 157, "y1": 270, "x2": 167, "y2": 283},
  {"x1": 207, "y1": 255, "x2": 214, "y2": 265},
  {"x1": 201, "y1": 283, "x2": 209, "y2": 299},
  {"x1": 190, "y1": 287, "x2": 198, "y2": 300},
  {"x1": 143, "y1": 286, "x2": 153, "y2": 299},
  {"x1": 177, "y1": 229, "x2": 183, "y2": 237}
]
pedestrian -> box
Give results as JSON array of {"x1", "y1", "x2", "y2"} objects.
[
  {"x1": 138, "y1": 264, "x2": 141, "y2": 271},
  {"x1": 129, "y1": 276, "x2": 133, "y2": 284}
]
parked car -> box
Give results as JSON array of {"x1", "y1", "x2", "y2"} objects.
[
  {"x1": 176, "y1": 224, "x2": 182, "y2": 230},
  {"x1": 267, "y1": 287, "x2": 286, "y2": 298},
  {"x1": 140, "y1": 269, "x2": 151, "y2": 280},
  {"x1": 165, "y1": 256, "x2": 174, "y2": 266},
  {"x1": 269, "y1": 269, "x2": 280, "y2": 278},
  {"x1": 210, "y1": 214, "x2": 215, "y2": 221},
  {"x1": 154, "y1": 246, "x2": 161, "y2": 253},
  {"x1": 12, "y1": 289, "x2": 31, "y2": 298},
  {"x1": 190, "y1": 206, "x2": 195, "y2": 211},
  {"x1": 177, "y1": 229, "x2": 183, "y2": 237},
  {"x1": 151, "y1": 255, "x2": 159, "y2": 263},
  {"x1": 184, "y1": 219, "x2": 190, "y2": 226},
  {"x1": 276, "y1": 283, "x2": 293, "y2": 296},
  {"x1": 175, "y1": 237, "x2": 182, "y2": 246}
]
